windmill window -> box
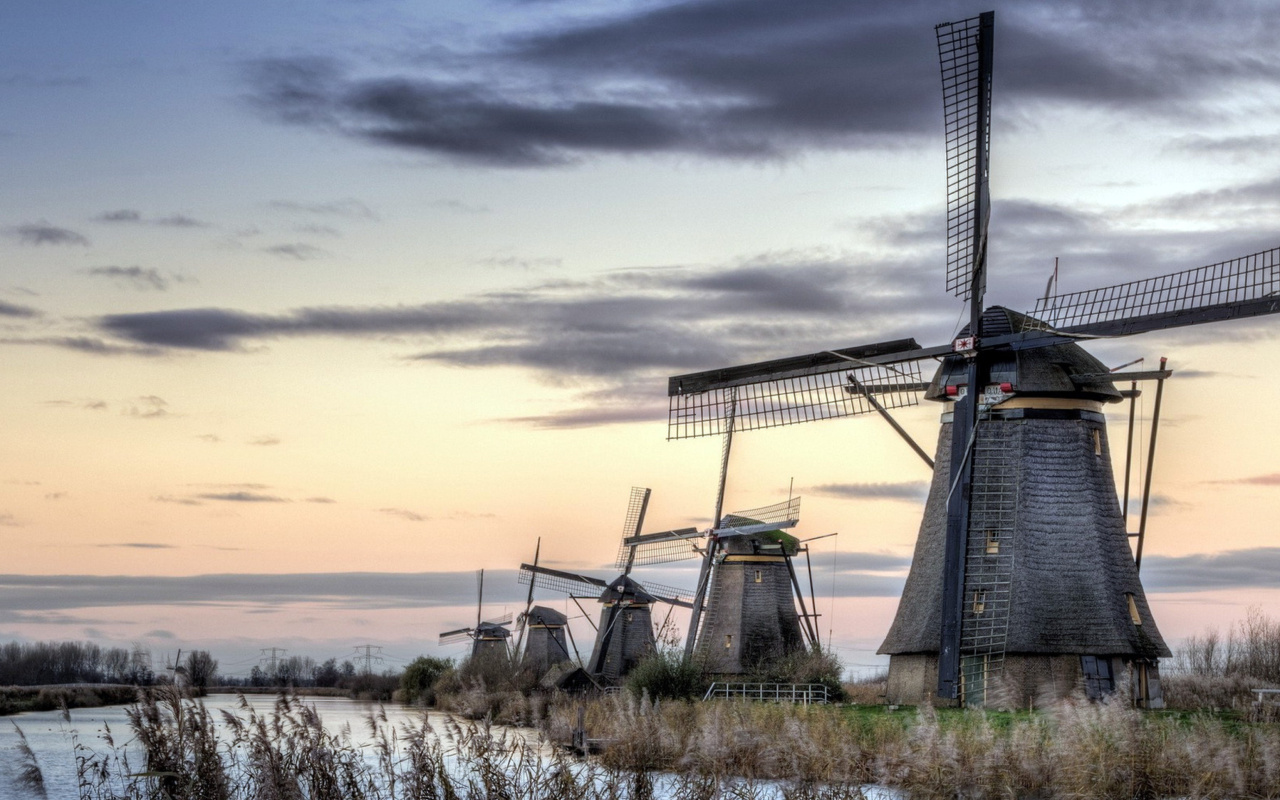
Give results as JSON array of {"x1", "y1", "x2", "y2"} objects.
[
  {"x1": 754, "y1": 569, "x2": 763, "y2": 583},
  {"x1": 972, "y1": 589, "x2": 987, "y2": 615},
  {"x1": 985, "y1": 533, "x2": 999, "y2": 555},
  {"x1": 1093, "y1": 429, "x2": 1102, "y2": 455},
  {"x1": 724, "y1": 634, "x2": 733, "y2": 649},
  {"x1": 1126, "y1": 593, "x2": 1142, "y2": 625}
]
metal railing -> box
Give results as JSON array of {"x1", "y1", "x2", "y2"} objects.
[{"x1": 702, "y1": 682, "x2": 830, "y2": 704}]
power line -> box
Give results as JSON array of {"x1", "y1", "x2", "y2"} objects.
[{"x1": 351, "y1": 644, "x2": 384, "y2": 675}]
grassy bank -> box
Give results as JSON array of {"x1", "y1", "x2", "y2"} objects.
[{"x1": 0, "y1": 683, "x2": 137, "y2": 716}]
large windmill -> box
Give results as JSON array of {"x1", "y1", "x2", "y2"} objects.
[
  {"x1": 438, "y1": 569, "x2": 514, "y2": 662},
  {"x1": 518, "y1": 487, "x2": 694, "y2": 685},
  {"x1": 665, "y1": 11, "x2": 1280, "y2": 707},
  {"x1": 625, "y1": 496, "x2": 822, "y2": 673}
]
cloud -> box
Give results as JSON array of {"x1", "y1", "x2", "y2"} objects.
[
  {"x1": 0, "y1": 571, "x2": 530, "y2": 612},
  {"x1": 85, "y1": 266, "x2": 177, "y2": 291},
  {"x1": 249, "y1": 435, "x2": 281, "y2": 446},
  {"x1": 0, "y1": 336, "x2": 166, "y2": 357},
  {"x1": 269, "y1": 198, "x2": 378, "y2": 219},
  {"x1": 1142, "y1": 547, "x2": 1280, "y2": 592},
  {"x1": 96, "y1": 542, "x2": 177, "y2": 549},
  {"x1": 378, "y1": 507, "x2": 428, "y2": 522},
  {"x1": 0, "y1": 513, "x2": 24, "y2": 527},
  {"x1": 95, "y1": 209, "x2": 143, "y2": 223},
  {"x1": 125, "y1": 395, "x2": 169, "y2": 419},
  {"x1": 197, "y1": 491, "x2": 289, "y2": 503},
  {"x1": 153, "y1": 495, "x2": 203, "y2": 505},
  {"x1": 810, "y1": 482, "x2": 929, "y2": 501},
  {"x1": 14, "y1": 222, "x2": 90, "y2": 246},
  {"x1": 94, "y1": 210, "x2": 208, "y2": 228},
  {"x1": 0, "y1": 300, "x2": 40, "y2": 318},
  {"x1": 45, "y1": 492, "x2": 66, "y2": 501},
  {"x1": 305, "y1": 496, "x2": 336, "y2": 504},
  {"x1": 197, "y1": 434, "x2": 222, "y2": 443},
  {"x1": 1210, "y1": 473, "x2": 1280, "y2": 486},
  {"x1": 262, "y1": 243, "x2": 328, "y2": 260},
  {"x1": 242, "y1": 1, "x2": 1280, "y2": 167},
  {"x1": 144, "y1": 629, "x2": 177, "y2": 639}
]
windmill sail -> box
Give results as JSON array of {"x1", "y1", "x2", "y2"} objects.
[
  {"x1": 716, "y1": 497, "x2": 801, "y2": 536},
  {"x1": 517, "y1": 563, "x2": 606, "y2": 597},
  {"x1": 937, "y1": 11, "x2": 994, "y2": 303},
  {"x1": 667, "y1": 340, "x2": 928, "y2": 440},
  {"x1": 614, "y1": 486, "x2": 652, "y2": 573},
  {"x1": 621, "y1": 526, "x2": 703, "y2": 567},
  {"x1": 438, "y1": 627, "x2": 473, "y2": 645}
]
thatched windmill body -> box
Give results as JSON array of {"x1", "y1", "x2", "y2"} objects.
[
  {"x1": 519, "y1": 487, "x2": 694, "y2": 685},
  {"x1": 664, "y1": 11, "x2": 1280, "y2": 707},
  {"x1": 519, "y1": 605, "x2": 572, "y2": 675},
  {"x1": 438, "y1": 569, "x2": 514, "y2": 662},
  {"x1": 627, "y1": 497, "x2": 821, "y2": 674}
]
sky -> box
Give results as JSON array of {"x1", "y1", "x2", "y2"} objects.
[{"x1": 3, "y1": 0, "x2": 1280, "y2": 677}]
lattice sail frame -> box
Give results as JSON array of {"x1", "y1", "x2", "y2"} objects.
[
  {"x1": 1031, "y1": 246, "x2": 1280, "y2": 332},
  {"x1": 634, "y1": 579, "x2": 695, "y2": 606},
  {"x1": 517, "y1": 566, "x2": 604, "y2": 598},
  {"x1": 438, "y1": 628, "x2": 473, "y2": 645},
  {"x1": 719, "y1": 496, "x2": 801, "y2": 531},
  {"x1": 613, "y1": 486, "x2": 651, "y2": 570},
  {"x1": 937, "y1": 13, "x2": 993, "y2": 302},
  {"x1": 668, "y1": 361, "x2": 924, "y2": 440},
  {"x1": 627, "y1": 529, "x2": 704, "y2": 567}
]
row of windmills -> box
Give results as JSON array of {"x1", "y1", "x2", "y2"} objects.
[
  {"x1": 436, "y1": 10, "x2": 1280, "y2": 709},
  {"x1": 438, "y1": 487, "x2": 825, "y2": 689}
]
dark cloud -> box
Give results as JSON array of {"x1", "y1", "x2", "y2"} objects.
[
  {"x1": 810, "y1": 482, "x2": 929, "y2": 501},
  {"x1": 1168, "y1": 133, "x2": 1280, "y2": 162},
  {"x1": 96, "y1": 542, "x2": 177, "y2": 549},
  {"x1": 249, "y1": 435, "x2": 281, "y2": 446},
  {"x1": 153, "y1": 495, "x2": 203, "y2": 505},
  {"x1": 378, "y1": 507, "x2": 428, "y2": 522},
  {"x1": 197, "y1": 491, "x2": 289, "y2": 503},
  {"x1": 14, "y1": 222, "x2": 90, "y2": 246},
  {"x1": 0, "y1": 513, "x2": 24, "y2": 527},
  {"x1": 153, "y1": 214, "x2": 207, "y2": 228},
  {"x1": 1142, "y1": 547, "x2": 1280, "y2": 592},
  {"x1": 242, "y1": 0, "x2": 1280, "y2": 166},
  {"x1": 0, "y1": 300, "x2": 40, "y2": 318},
  {"x1": 508, "y1": 404, "x2": 665, "y2": 429},
  {"x1": 262, "y1": 243, "x2": 328, "y2": 260},
  {"x1": 144, "y1": 629, "x2": 177, "y2": 639},
  {"x1": 305, "y1": 496, "x2": 336, "y2": 503}
]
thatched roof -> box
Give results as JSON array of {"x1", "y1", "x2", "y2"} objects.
[
  {"x1": 926, "y1": 307, "x2": 1124, "y2": 403},
  {"x1": 526, "y1": 605, "x2": 568, "y2": 626}
]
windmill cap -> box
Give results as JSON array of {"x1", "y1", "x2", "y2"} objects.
[
  {"x1": 601, "y1": 575, "x2": 655, "y2": 604},
  {"x1": 475, "y1": 621, "x2": 512, "y2": 637},
  {"x1": 526, "y1": 605, "x2": 568, "y2": 626},
  {"x1": 926, "y1": 306, "x2": 1123, "y2": 403}
]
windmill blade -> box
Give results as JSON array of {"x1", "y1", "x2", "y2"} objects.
[
  {"x1": 613, "y1": 487, "x2": 652, "y2": 574},
  {"x1": 438, "y1": 628, "x2": 474, "y2": 645},
  {"x1": 621, "y1": 527, "x2": 704, "y2": 567},
  {"x1": 633, "y1": 579, "x2": 695, "y2": 608},
  {"x1": 937, "y1": 11, "x2": 994, "y2": 303},
  {"x1": 667, "y1": 339, "x2": 932, "y2": 440},
  {"x1": 518, "y1": 563, "x2": 607, "y2": 597},
  {"x1": 482, "y1": 612, "x2": 513, "y2": 626},
  {"x1": 716, "y1": 497, "x2": 801, "y2": 536},
  {"x1": 1027, "y1": 245, "x2": 1280, "y2": 340}
]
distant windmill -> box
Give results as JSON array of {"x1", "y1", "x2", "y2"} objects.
[
  {"x1": 625, "y1": 496, "x2": 821, "y2": 673},
  {"x1": 518, "y1": 487, "x2": 693, "y2": 684},
  {"x1": 663, "y1": 10, "x2": 1280, "y2": 708},
  {"x1": 438, "y1": 569, "x2": 514, "y2": 661},
  {"x1": 512, "y1": 538, "x2": 575, "y2": 676}
]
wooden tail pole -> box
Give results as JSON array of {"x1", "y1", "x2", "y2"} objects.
[{"x1": 1134, "y1": 357, "x2": 1168, "y2": 572}]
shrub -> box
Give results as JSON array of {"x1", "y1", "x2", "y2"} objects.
[
  {"x1": 399, "y1": 656, "x2": 453, "y2": 706},
  {"x1": 625, "y1": 650, "x2": 710, "y2": 701}
]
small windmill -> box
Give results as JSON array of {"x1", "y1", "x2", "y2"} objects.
[
  {"x1": 625, "y1": 496, "x2": 822, "y2": 673},
  {"x1": 512, "y1": 538, "x2": 575, "y2": 676},
  {"x1": 664, "y1": 10, "x2": 1280, "y2": 708},
  {"x1": 438, "y1": 569, "x2": 514, "y2": 661},
  {"x1": 518, "y1": 487, "x2": 694, "y2": 684}
]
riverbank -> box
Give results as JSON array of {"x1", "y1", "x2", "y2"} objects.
[{"x1": 0, "y1": 683, "x2": 136, "y2": 716}]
